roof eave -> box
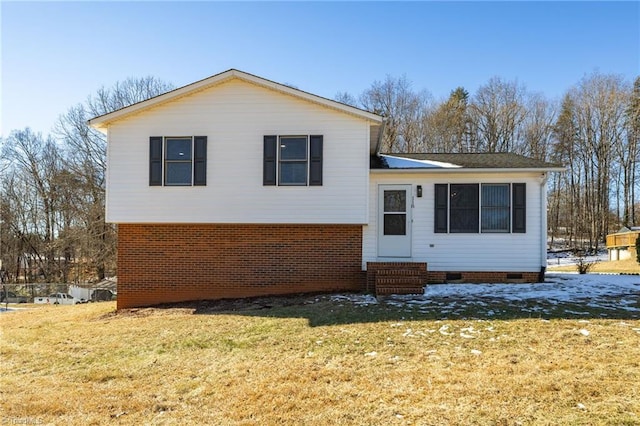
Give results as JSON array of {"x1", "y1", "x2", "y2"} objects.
[
  {"x1": 88, "y1": 71, "x2": 235, "y2": 129},
  {"x1": 238, "y1": 71, "x2": 383, "y2": 123},
  {"x1": 370, "y1": 167, "x2": 566, "y2": 173},
  {"x1": 88, "y1": 69, "x2": 383, "y2": 130},
  {"x1": 372, "y1": 118, "x2": 387, "y2": 155}
]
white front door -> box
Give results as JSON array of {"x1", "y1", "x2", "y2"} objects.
[{"x1": 378, "y1": 185, "x2": 412, "y2": 257}]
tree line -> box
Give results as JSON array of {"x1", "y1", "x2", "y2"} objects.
[
  {"x1": 337, "y1": 71, "x2": 640, "y2": 251},
  {"x1": 0, "y1": 77, "x2": 173, "y2": 283},
  {"x1": 0, "y1": 71, "x2": 638, "y2": 283}
]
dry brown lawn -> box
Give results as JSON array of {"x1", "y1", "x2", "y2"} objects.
[
  {"x1": 1, "y1": 298, "x2": 639, "y2": 425},
  {"x1": 547, "y1": 258, "x2": 640, "y2": 274}
]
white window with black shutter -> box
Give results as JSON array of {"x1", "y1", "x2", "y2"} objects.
[
  {"x1": 149, "y1": 136, "x2": 207, "y2": 186},
  {"x1": 263, "y1": 135, "x2": 322, "y2": 186},
  {"x1": 434, "y1": 183, "x2": 526, "y2": 233}
]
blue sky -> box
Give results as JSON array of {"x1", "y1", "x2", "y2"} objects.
[{"x1": 1, "y1": 1, "x2": 638, "y2": 137}]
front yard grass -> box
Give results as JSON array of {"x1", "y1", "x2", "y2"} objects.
[
  {"x1": 547, "y1": 258, "x2": 640, "y2": 274},
  {"x1": 1, "y1": 297, "x2": 639, "y2": 425}
]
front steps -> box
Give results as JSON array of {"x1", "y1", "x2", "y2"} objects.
[{"x1": 366, "y1": 262, "x2": 428, "y2": 296}]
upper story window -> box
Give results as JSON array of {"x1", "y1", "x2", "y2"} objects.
[
  {"x1": 279, "y1": 136, "x2": 308, "y2": 185},
  {"x1": 149, "y1": 136, "x2": 207, "y2": 186},
  {"x1": 263, "y1": 135, "x2": 323, "y2": 186},
  {"x1": 435, "y1": 183, "x2": 526, "y2": 233},
  {"x1": 165, "y1": 138, "x2": 193, "y2": 185}
]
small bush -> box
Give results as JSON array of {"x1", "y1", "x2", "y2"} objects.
[
  {"x1": 574, "y1": 250, "x2": 597, "y2": 274},
  {"x1": 636, "y1": 236, "x2": 640, "y2": 264}
]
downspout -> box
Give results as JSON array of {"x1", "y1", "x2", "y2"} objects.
[
  {"x1": 364, "y1": 118, "x2": 387, "y2": 283},
  {"x1": 366, "y1": 118, "x2": 386, "y2": 285},
  {"x1": 539, "y1": 172, "x2": 549, "y2": 282}
]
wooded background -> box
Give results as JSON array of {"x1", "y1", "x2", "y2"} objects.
[{"x1": 0, "y1": 72, "x2": 638, "y2": 283}]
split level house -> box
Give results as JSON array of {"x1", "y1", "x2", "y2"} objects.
[{"x1": 89, "y1": 69, "x2": 564, "y2": 309}]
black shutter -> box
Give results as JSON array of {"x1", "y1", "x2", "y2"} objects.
[
  {"x1": 149, "y1": 136, "x2": 163, "y2": 186},
  {"x1": 512, "y1": 183, "x2": 526, "y2": 233},
  {"x1": 193, "y1": 136, "x2": 207, "y2": 186},
  {"x1": 309, "y1": 135, "x2": 323, "y2": 186},
  {"x1": 434, "y1": 184, "x2": 448, "y2": 233},
  {"x1": 263, "y1": 135, "x2": 277, "y2": 186}
]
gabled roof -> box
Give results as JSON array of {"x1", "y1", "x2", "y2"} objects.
[
  {"x1": 615, "y1": 226, "x2": 640, "y2": 233},
  {"x1": 371, "y1": 152, "x2": 565, "y2": 172},
  {"x1": 88, "y1": 69, "x2": 384, "y2": 132}
]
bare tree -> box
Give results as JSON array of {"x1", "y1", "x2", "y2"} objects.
[
  {"x1": 551, "y1": 94, "x2": 581, "y2": 246},
  {"x1": 54, "y1": 76, "x2": 174, "y2": 280},
  {"x1": 359, "y1": 75, "x2": 431, "y2": 153},
  {"x1": 623, "y1": 76, "x2": 640, "y2": 226},
  {"x1": 521, "y1": 93, "x2": 556, "y2": 161},
  {"x1": 1, "y1": 129, "x2": 63, "y2": 280},
  {"x1": 0, "y1": 76, "x2": 174, "y2": 284},
  {"x1": 470, "y1": 77, "x2": 528, "y2": 153},
  {"x1": 334, "y1": 91, "x2": 359, "y2": 108},
  {"x1": 551, "y1": 72, "x2": 631, "y2": 250},
  {"x1": 423, "y1": 87, "x2": 473, "y2": 153},
  {"x1": 577, "y1": 73, "x2": 628, "y2": 248}
]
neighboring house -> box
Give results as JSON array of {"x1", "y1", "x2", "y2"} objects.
[
  {"x1": 606, "y1": 227, "x2": 640, "y2": 261},
  {"x1": 89, "y1": 69, "x2": 563, "y2": 309}
]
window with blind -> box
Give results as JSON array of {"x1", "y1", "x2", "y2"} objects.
[
  {"x1": 434, "y1": 183, "x2": 526, "y2": 234},
  {"x1": 481, "y1": 184, "x2": 510, "y2": 232}
]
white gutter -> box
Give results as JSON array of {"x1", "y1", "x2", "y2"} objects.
[{"x1": 370, "y1": 167, "x2": 566, "y2": 174}]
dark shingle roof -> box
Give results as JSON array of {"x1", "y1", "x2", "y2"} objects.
[{"x1": 371, "y1": 153, "x2": 563, "y2": 170}]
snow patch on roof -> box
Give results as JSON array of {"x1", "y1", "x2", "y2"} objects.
[{"x1": 380, "y1": 154, "x2": 462, "y2": 169}]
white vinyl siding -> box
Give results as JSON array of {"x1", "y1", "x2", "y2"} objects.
[
  {"x1": 363, "y1": 172, "x2": 545, "y2": 272},
  {"x1": 105, "y1": 79, "x2": 372, "y2": 224}
]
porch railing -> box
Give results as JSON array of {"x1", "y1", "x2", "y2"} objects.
[{"x1": 606, "y1": 231, "x2": 640, "y2": 249}]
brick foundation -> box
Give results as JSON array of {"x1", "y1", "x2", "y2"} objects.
[
  {"x1": 426, "y1": 271, "x2": 541, "y2": 283},
  {"x1": 117, "y1": 224, "x2": 364, "y2": 309}
]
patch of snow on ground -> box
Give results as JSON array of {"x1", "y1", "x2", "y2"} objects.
[
  {"x1": 331, "y1": 294, "x2": 378, "y2": 305},
  {"x1": 422, "y1": 273, "x2": 640, "y2": 311},
  {"x1": 328, "y1": 273, "x2": 638, "y2": 317},
  {"x1": 370, "y1": 273, "x2": 640, "y2": 317},
  {"x1": 547, "y1": 250, "x2": 608, "y2": 267},
  {"x1": 0, "y1": 306, "x2": 27, "y2": 314}
]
